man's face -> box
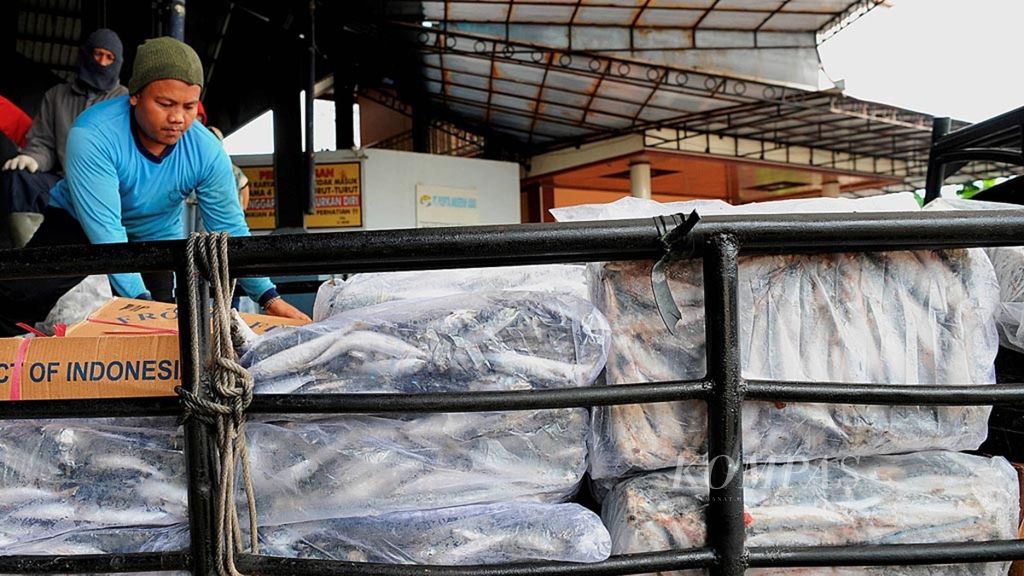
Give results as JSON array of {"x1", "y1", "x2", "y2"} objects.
[
  {"x1": 130, "y1": 79, "x2": 201, "y2": 150},
  {"x1": 92, "y1": 47, "x2": 115, "y2": 67}
]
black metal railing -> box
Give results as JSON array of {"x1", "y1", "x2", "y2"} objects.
[
  {"x1": 1, "y1": 209, "x2": 1024, "y2": 575},
  {"x1": 924, "y1": 105, "x2": 1024, "y2": 204}
]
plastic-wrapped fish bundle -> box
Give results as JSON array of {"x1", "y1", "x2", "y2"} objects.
[
  {"x1": 0, "y1": 418, "x2": 186, "y2": 548},
  {"x1": 603, "y1": 451, "x2": 1019, "y2": 576},
  {"x1": 246, "y1": 409, "x2": 589, "y2": 525},
  {"x1": 2, "y1": 524, "x2": 189, "y2": 576},
  {"x1": 242, "y1": 291, "x2": 607, "y2": 524},
  {"x1": 257, "y1": 502, "x2": 611, "y2": 565},
  {"x1": 552, "y1": 196, "x2": 999, "y2": 478},
  {"x1": 925, "y1": 198, "x2": 1024, "y2": 353},
  {"x1": 243, "y1": 291, "x2": 610, "y2": 395},
  {"x1": 587, "y1": 249, "x2": 999, "y2": 478},
  {"x1": 312, "y1": 264, "x2": 588, "y2": 321}
]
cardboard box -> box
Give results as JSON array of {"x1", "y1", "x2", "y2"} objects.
[
  {"x1": 65, "y1": 297, "x2": 307, "y2": 337},
  {"x1": 0, "y1": 298, "x2": 307, "y2": 401}
]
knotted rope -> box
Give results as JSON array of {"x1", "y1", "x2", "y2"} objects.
[{"x1": 175, "y1": 232, "x2": 258, "y2": 576}]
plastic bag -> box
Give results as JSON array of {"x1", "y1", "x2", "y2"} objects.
[
  {"x1": 588, "y1": 249, "x2": 999, "y2": 478},
  {"x1": 549, "y1": 193, "x2": 920, "y2": 223},
  {"x1": 925, "y1": 197, "x2": 1024, "y2": 353},
  {"x1": 551, "y1": 197, "x2": 1000, "y2": 478},
  {"x1": 603, "y1": 451, "x2": 1019, "y2": 576},
  {"x1": 257, "y1": 502, "x2": 611, "y2": 565},
  {"x1": 244, "y1": 291, "x2": 610, "y2": 395},
  {"x1": 1, "y1": 524, "x2": 189, "y2": 576},
  {"x1": 246, "y1": 409, "x2": 589, "y2": 525},
  {"x1": 313, "y1": 264, "x2": 588, "y2": 321},
  {"x1": 0, "y1": 418, "x2": 186, "y2": 549},
  {"x1": 241, "y1": 291, "x2": 607, "y2": 524},
  {"x1": 36, "y1": 275, "x2": 112, "y2": 334}
]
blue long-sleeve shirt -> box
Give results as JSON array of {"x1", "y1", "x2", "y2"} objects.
[{"x1": 49, "y1": 96, "x2": 277, "y2": 304}]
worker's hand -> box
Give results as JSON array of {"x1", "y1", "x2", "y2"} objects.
[
  {"x1": 263, "y1": 297, "x2": 312, "y2": 322},
  {"x1": 2, "y1": 154, "x2": 39, "y2": 172}
]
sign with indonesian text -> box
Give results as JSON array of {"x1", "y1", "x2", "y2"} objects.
[
  {"x1": 240, "y1": 166, "x2": 276, "y2": 230},
  {"x1": 308, "y1": 162, "x2": 362, "y2": 228},
  {"x1": 415, "y1": 185, "x2": 480, "y2": 228},
  {"x1": 239, "y1": 163, "x2": 362, "y2": 230}
]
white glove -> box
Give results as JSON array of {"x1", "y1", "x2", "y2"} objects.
[{"x1": 2, "y1": 154, "x2": 39, "y2": 172}]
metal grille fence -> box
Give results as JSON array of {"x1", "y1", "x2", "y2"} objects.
[{"x1": 2, "y1": 209, "x2": 1024, "y2": 575}]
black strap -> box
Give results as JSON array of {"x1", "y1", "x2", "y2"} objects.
[{"x1": 651, "y1": 211, "x2": 701, "y2": 333}]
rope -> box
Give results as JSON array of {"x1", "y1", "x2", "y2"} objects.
[{"x1": 175, "y1": 232, "x2": 259, "y2": 576}]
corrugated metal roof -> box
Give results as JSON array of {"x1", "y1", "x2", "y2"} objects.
[
  {"x1": 385, "y1": 1, "x2": 906, "y2": 154},
  {"x1": 14, "y1": 0, "x2": 85, "y2": 82},
  {"x1": 383, "y1": 1, "x2": 1018, "y2": 185}
]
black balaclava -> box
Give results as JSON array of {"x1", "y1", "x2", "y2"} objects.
[{"x1": 76, "y1": 28, "x2": 124, "y2": 92}]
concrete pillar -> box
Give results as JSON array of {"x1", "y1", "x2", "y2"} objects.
[
  {"x1": 630, "y1": 160, "x2": 652, "y2": 199},
  {"x1": 822, "y1": 181, "x2": 841, "y2": 198}
]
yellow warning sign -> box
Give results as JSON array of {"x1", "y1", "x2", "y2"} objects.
[
  {"x1": 307, "y1": 162, "x2": 362, "y2": 228},
  {"x1": 240, "y1": 166, "x2": 276, "y2": 231},
  {"x1": 237, "y1": 163, "x2": 362, "y2": 230}
]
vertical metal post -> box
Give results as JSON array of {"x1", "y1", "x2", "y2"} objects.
[
  {"x1": 412, "y1": 106, "x2": 431, "y2": 153},
  {"x1": 704, "y1": 234, "x2": 747, "y2": 576},
  {"x1": 923, "y1": 117, "x2": 952, "y2": 204},
  {"x1": 334, "y1": 82, "x2": 357, "y2": 150},
  {"x1": 176, "y1": 256, "x2": 216, "y2": 576},
  {"x1": 273, "y1": 67, "x2": 306, "y2": 230},
  {"x1": 305, "y1": 0, "x2": 317, "y2": 215},
  {"x1": 168, "y1": 0, "x2": 186, "y2": 41}
]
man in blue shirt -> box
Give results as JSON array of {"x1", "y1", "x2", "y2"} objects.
[{"x1": 0, "y1": 36, "x2": 308, "y2": 335}]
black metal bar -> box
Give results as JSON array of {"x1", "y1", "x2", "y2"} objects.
[
  {"x1": 934, "y1": 148, "x2": 1024, "y2": 166},
  {"x1": 214, "y1": 211, "x2": 1024, "y2": 276},
  {"x1": 235, "y1": 549, "x2": 718, "y2": 576},
  {"x1": 931, "y1": 106, "x2": 1023, "y2": 155},
  {"x1": 747, "y1": 539, "x2": 1024, "y2": 567},
  {"x1": 7, "y1": 378, "x2": 1024, "y2": 420},
  {"x1": 746, "y1": 381, "x2": 1024, "y2": 405},
  {"x1": 2, "y1": 212, "x2": 1024, "y2": 281},
  {"x1": 0, "y1": 396, "x2": 181, "y2": 419},
  {"x1": 177, "y1": 256, "x2": 216, "y2": 576},
  {"x1": 305, "y1": 0, "x2": 316, "y2": 215},
  {"x1": 0, "y1": 551, "x2": 190, "y2": 574},
  {"x1": 703, "y1": 234, "x2": 746, "y2": 576},
  {"x1": 249, "y1": 380, "x2": 712, "y2": 414},
  {"x1": 924, "y1": 117, "x2": 952, "y2": 203}
]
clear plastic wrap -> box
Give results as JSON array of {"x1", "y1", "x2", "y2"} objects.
[
  {"x1": 602, "y1": 451, "x2": 1020, "y2": 576},
  {"x1": 0, "y1": 524, "x2": 189, "y2": 576},
  {"x1": 257, "y1": 502, "x2": 611, "y2": 565},
  {"x1": 312, "y1": 264, "x2": 589, "y2": 321},
  {"x1": 587, "y1": 249, "x2": 999, "y2": 478},
  {"x1": 552, "y1": 197, "x2": 1000, "y2": 479},
  {"x1": 36, "y1": 275, "x2": 112, "y2": 334},
  {"x1": 0, "y1": 418, "x2": 186, "y2": 549},
  {"x1": 925, "y1": 197, "x2": 1024, "y2": 353},
  {"x1": 246, "y1": 409, "x2": 589, "y2": 525},
  {"x1": 241, "y1": 291, "x2": 608, "y2": 524},
  {"x1": 244, "y1": 291, "x2": 610, "y2": 395}
]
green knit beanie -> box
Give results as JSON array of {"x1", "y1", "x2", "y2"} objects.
[{"x1": 128, "y1": 37, "x2": 204, "y2": 94}]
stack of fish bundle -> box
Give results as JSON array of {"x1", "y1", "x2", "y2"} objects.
[
  {"x1": 312, "y1": 264, "x2": 588, "y2": 321},
  {"x1": 925, "y1": 198, "x2": 1024, "y2": 353},
  {"x1": 238, "y1": 290, "x2": 614, "y2": 564},
  {"x1": 602, "y1": 451, "x2": 1019, "y2": 576},
  {"x1": 587, "y1": 248, "x2": 1000, "y2": 478},
  {"x1": 0, "y1": 417, "x2": 189, "y2": 565},
  {"x1": 552, "y1": 196, "x2": 1018, "y2": 573}
]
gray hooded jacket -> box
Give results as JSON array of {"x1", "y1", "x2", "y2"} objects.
[{"x1": 20, "y1": 81, "x2": 127, "y2": 173}]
